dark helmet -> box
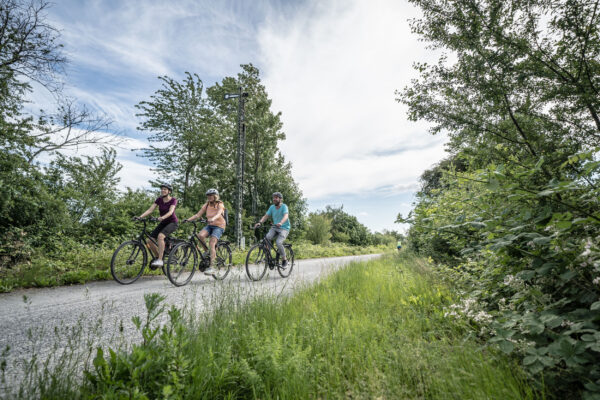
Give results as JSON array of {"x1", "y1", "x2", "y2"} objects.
[
  {"x1": 206, "y1": 188, "x2": 219, "y2": 196},
  {"x1": 160, "y1": 182, "x2": 173, "y2": 192},
  {"x1": 272, "y1": 192, "x2": 283, "y2": 199}
]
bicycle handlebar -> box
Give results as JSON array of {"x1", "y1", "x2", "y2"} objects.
[
  {"x1": 182, "y1": 218, "x2": 207, "y2": 225},
  {"x1": 133, "y1": 216, "x2": 159, "y2": 223},
  {"x1": 251, "y1": 224, "x2": 279, "y2": 230}
]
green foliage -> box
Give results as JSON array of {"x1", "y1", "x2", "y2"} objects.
[
  {"x1": 78, "y1": 255, "x2": 537, "y2": 399},
  {"x1": 401, "y1": 0, "x2": 600, "y2": 397},
  {"x1": 305, "y1": 213, "x2": 332, "y2": 245},
  {"x1": 321, "y1": 205, "x2": 372, "y2": 245},
  {"x1": 44, "y1": 148, "x2": 122, "y2": 225},
  {"x1": 137, "y1": 65, "x2": 307, "y2": 238},
  {"x1": 136, "y1": 72, "x2": 222, "y2": 209}
]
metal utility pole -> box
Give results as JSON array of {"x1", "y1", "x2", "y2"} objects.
[{"x1": 224, "y1": 87, "x2": 249, "y2": 249}]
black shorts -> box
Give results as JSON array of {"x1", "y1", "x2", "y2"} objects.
[{"x1": 149, "y1": 221, "x2": 178, "y2": 239}]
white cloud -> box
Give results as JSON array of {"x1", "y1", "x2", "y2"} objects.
[{"x1": 259, "y1": 0, "x2": 446, "y2": 199}]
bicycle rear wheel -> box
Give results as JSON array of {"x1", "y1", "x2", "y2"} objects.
[
  {"x1": 278, "y1": 244, "x2": 295, "y2": 278},
  {"x1": 111, "y1": 240, "x2": 147, "y2": 284},
  {"x1": 213, "y1": 242, "x2": 232, "y2": 280},
  {"x1": 166, "y1": 242, "x2": 197, "y2": 286},
  {"x1": 245, "y1": 244, "x2": 268, "y2": 281}
]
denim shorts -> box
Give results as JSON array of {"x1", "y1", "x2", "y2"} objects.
[{"x1": 202, "y1": 225, "x2": 224, "y2": 239}]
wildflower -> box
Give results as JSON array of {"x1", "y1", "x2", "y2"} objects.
[{"x1": 503, "y1": 275, "x2": 515, "y2": 286}]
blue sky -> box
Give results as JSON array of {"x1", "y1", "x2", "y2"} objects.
[{"x1": 35, "y1": 0, "x2": 447, "y2": 233}]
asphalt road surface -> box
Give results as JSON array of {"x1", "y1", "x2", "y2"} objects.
[{"x1": 0, "y1": 254, "x2": 381, "y2": 394}]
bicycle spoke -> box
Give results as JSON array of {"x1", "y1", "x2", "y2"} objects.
[
  {"x1": 212, "y1": 243, "x2": 232, "y2": 280},
  {"x1": 111, "y1": 241, "x2": 146, "y2": 284},
  {"x1": 245, "y1": 244, "x2": 268, "y2": 281},
  {"x1": 166, "y1": 242, "x2": 196, "y2": 286}
]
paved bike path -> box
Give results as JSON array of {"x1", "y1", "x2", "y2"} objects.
[{"x1": 0, "y1": 254, "x2": 381, "y2": 392}]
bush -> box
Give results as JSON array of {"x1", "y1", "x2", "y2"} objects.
[{"x1": 305, "y1": 213, "x2": 332, "y2": 245}]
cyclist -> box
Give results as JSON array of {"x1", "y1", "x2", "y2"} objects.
[
  {"x1": 253, "y1": 191, "x2": 290, "y2": 268},
  {"x1": 136, "y1": 183, "x2": 179, "y2": 269},
  {"x1": 184, "y1": 188, "x2": 226, "y2": 276},
  {"x1": 397, "y1": 239, "x2": 402, "y2": 252}
]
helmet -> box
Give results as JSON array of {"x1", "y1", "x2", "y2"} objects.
[
  {"x1": 160, "y1": 183, "x2": 173, "y2": 192},
  {"x1": 272, "y1": 192, "x2": 283, "y2": 199},
  {"x1": 206, "y1": 188, "x2": 219, "y2": 196}
]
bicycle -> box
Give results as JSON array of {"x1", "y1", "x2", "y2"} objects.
[
  {"x1": 245, "y1": 225, "x2": 295, "y2": 281},
  {"x1": 110, "y1": 217, "x2": 179, "y2": 284},
  {"x1": 165, "y1": 219, "x2": 233, "y2": 286}
]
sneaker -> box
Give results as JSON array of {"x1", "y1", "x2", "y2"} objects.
[
  {"x1": 281, "y1": 259, "x2": 288, "y2": 269},
  {"x1": 149, "y1": 259, "x2": 163, "y2": 270},
  {"x1": 203, "y1": 267, "x2": 215, "y2": 276}
]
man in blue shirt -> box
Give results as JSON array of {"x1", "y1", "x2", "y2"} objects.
[{"x1": 254, "y1": 192, "x2": 291, "y2": 268}]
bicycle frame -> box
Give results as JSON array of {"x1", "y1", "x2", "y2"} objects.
[
  {"x1": 182, "y1": 219, "x2": 228, "y2": 268},
  {"x1": 133, "y1": 218, "x2": 168, "y2": 257},
  {"x1": 254, "y1": 226, "x2": 285, "y2": 268}
]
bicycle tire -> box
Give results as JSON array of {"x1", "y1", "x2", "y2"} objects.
[
  {"x1": 166, "y1": 242, "x2": 197, "y2": 286},
  {"x1": 111, "y1": 240, "x2": 147, "y2": 284},
  {"x1": 245, "y1": 244, "x2": 268, "y2": 281},
  {"x1": 278, "y1": 244, "x2": 295, "y2": 278},
  {"x1": 213, "y1": 242, "x2": 232, "y2": 281}
]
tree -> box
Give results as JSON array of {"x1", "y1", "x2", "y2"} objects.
[
  {"x1": 400, "y1": 0, "x2": 600, "y2": 171},
  {"x1": 322, "y1": 205, "x2": 372, "y2": 245},
  {"x1": 44, "y1": 148, "x2": 122, "y2": 224},
  {"x1": 136, "y1": 72, "x2": 223, "y2": 208},
  {"x1": 207, "y1": 64, "x2": 306, "y2": 237},
  {"x1": 400, "y1": 0, "x2": 600, "y2": 395},
  {"x1": 28, "y1": 98, "x2": 118, "y2": 163},
  {"x1": 0, "y1": 0, "x2": 118, "y2": 162},
  {"x1": 0, "y1": 0, "x2": 65, "y2": 154}
]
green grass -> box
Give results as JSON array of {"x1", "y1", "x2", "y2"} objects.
[
  {"x1": 13, "y1": 253, "x2": 539, "y2": 399},
  {"x1": 0, "y1": 241, "x2": 390, "y2": 292}
]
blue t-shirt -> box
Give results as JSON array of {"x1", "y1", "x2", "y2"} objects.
[{"x1": 266, "y1": 203, "x2": 290, "y2": 230}]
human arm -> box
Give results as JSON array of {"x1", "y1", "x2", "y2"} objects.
[
  {"x1": 185, "y1": 204, "x2": 207, "y2": 222},
  {"x1": 158, "y1": 204, "x2": 176, "y2": 222},
  {"x1": 275, "y1": 213, "x2": 289, "y2": 228},
  {"x1": 254, "y1": 213, "x2": 270, "y2": 228},
  {"x1": 138, "y1": 203, "x2": 157, "y2": 219}
]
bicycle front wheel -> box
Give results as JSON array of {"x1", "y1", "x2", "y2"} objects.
[
  {"x1": 245, "y1": 244, "x2": 268, "y2": 281},
  {"x1": 111, "y1": 241, "x2": 147, "y2": 284},
  {"x1": 278, "y1": 244, "x2": 295, "y2": 278},
  {"x1": 213, "y1": 242, "x2": 232, "y2": 280},
  {"x1": 166, "y1": 242, "x2": 197, "y2": 286}
]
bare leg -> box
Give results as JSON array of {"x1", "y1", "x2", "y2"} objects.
[
  {"x1": 209, "y1": 236, "x2": 217, "y2": 265},
  {"x1": 157, "y1": 233, "x2": 166, "y2": 260},
  {"x1": 147, "y1": 239, "x2": 158, "y2": 258},
  {"x1": 197, "y1": 230, "x2": 209, "y2": 251}
]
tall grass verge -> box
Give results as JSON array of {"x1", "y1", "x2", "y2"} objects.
[
  {"x1": 11, "y1": 253, "x2": 539, "y2": 399},
  {"x1": 1, "y1": 241, "x2": 390, "y2": 292}
]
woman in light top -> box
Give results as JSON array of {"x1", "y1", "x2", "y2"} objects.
[{"x1": 185, "y1": 188, "x2": 226, "y2": 276}]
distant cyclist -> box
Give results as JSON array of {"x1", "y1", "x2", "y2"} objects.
[
  {"x1": 254, "y1": 192, "x2": 290, "y2": 268},
  {"x1": 136, "y1": 183, "x2": 178, "y2": 269},
  {"x1": 397, "y1": 239, "x2": 402, "y2": 252},
  {"x1": 185, "y1": 188, "x2": 226, "y2": 276}
]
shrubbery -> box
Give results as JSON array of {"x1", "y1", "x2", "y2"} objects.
[{"x1": 400, "y1": 1, "x2": 600, "y2": 397}]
